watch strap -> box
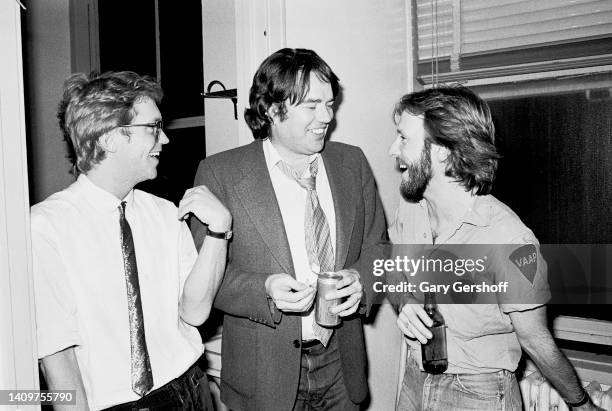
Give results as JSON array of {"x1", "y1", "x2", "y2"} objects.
[
  {"x1": 206, "y1": 227, "x2": 232, "y2": 240},
  {"x1": 565, "y1": 390, "x2": 590, "y2": 408}
]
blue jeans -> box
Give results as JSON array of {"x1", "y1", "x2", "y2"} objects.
[
  {"x1": 293, "y1": 334, "x2": 359, "y2": 411},
  {"x1": 397, "y1": 350, "x2": 522, "y2": 411}
]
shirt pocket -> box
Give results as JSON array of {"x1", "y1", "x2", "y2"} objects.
[{"x1": 443, "y1": 304, "x2": 512, "y2": 340}]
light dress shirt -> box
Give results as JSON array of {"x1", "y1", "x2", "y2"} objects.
[
  {"x1": 262, "y1": 138, "x2": 337, "y2": 341},
  {"x1": 31, "y1": 174, "x2": 203, "y2": 410},
  {"x1": 389, "y1": 194, "x2": 550, "y2": 374}
]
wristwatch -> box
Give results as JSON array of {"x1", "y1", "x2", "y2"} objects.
[{"x1": 206, "y1": 227, "x2": 233, "y2": 240}]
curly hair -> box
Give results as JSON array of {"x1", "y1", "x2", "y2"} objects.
[
  {"x1": 57, "y1": 71, "x2": 163, "y2": 174},
  {"x1": 393, "y1": 86, "x2": 500, "y2": 195},
  {"x1": 244, "y1": 48, "x2": 340, "y2": 140}
]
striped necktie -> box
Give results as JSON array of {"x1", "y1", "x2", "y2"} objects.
[{"x1": 278, "y1": 158, "x2": 335, "y2": 346}]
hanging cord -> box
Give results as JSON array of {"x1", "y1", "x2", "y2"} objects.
[
  {"x1": 430, "y1": 0, "x2": 440, "y2": 88},
  {"x1": 434, "y1": 0, "x2": 439, "y2": 87},
  {"x1": 15, "y1": 0, "x2": 26, "y2": 10},
  {"x1": 430, "y1": 0, "x2": 435, "y2": 87}
]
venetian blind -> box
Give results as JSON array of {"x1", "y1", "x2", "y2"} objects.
[{"x1": 416, "y1": 0, "x2": 612, "y2": 83}]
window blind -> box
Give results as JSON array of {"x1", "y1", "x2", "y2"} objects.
[{"x1": 416, "y1": 0, "x2": 612, "y2": 83}]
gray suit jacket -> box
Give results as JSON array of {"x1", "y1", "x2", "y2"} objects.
[{"x1": 192, "y1": 139, "x2": 387, "y2": 411}]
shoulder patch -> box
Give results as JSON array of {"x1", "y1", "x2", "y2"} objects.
[{"x1": 509, "y1": 244, "x2": 538, "y2": 283}]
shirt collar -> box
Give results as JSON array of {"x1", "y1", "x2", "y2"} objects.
[
  {"x1": 462, "y1": 195, "x2": 492, "y2": 227},
  {"x1": 262, "y1": 138, "x2": 319, "y2": 176},
  {"x1": 418, "y1": 194, "x2": 491, "y2": 229},
  {"x1": 76, "y1": 174, "x2": 135, "y2": 214}
]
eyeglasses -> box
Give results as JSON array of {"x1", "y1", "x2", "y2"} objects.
[{"x1": 119, "y1": 120, "x2": 164, "y2": 141}]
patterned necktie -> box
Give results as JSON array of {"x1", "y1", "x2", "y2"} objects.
[
  {"x1": 119, "y1": 202, "x2": 154, "y2": 396},
  {"x1": 278, "y1": 158, "x2": 334, "y2": 346}
]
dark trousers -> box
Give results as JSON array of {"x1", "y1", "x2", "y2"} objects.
[
  {"x1": 293, "y1": 334, "x2": 359, "y2": 411},
  {"x1": 104, "y1": 362, "x2": 214, "y2": 411}
]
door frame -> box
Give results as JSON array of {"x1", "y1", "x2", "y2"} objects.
[
  {"x1": 234, "y1": 0, "x2": 286, "y2": 146},
  {"x1": 0, "y1": 0, "x2": 39, "y2": 395}
]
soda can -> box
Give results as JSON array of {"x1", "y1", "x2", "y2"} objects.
[{"x1": 315, "y1": 272, "x2": 342, "y2": 327}]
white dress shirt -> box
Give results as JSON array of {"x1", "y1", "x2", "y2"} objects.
[
  {"x1": 262, "y1": 138, "x2": 337, "y2": 341},
  {"x1": 31, "y1": 174, "x2": 203, "y2": 410}
]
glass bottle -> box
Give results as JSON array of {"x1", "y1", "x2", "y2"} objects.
[{"x1": 421, "y1": 292, "x2": 448, "y2": 374}]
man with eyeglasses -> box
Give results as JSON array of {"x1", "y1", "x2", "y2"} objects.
[{"x1": 31, "y1": 71, "x2": 231, "y2": 410}]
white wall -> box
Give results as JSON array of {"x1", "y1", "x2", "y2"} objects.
[
  {"x1": 202, "y1": 0, "x2": 239, "y2": 156},
  {"x1": 284, "y1": 1, "x2": 406, "y2": 219},
  {"x1": 283, "y1": 2, "x2": 407, "y2": 409},
  {"x1": 22, "y1": 0, "x2": 75, "y2": 204}
]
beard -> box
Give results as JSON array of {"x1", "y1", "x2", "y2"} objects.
[{"x1": 399, "y1": 140, "x2": 432, "y2": 203}]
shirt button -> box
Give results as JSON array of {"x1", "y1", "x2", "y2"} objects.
[{"x1": 293, "y1": 339, "x2": 300, "y2": 348}]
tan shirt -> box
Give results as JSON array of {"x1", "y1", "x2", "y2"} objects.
[{"x1": 389, "y1": 195, "x2": 550, "y2": 374}]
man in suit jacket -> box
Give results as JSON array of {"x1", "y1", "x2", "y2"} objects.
[{"x1": 191, "y1": 48, "x2": 387, "y2": 410}]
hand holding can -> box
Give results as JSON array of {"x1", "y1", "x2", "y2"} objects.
[{"x1": 315, "y1": 272, "x2": 342, "y2": 327}]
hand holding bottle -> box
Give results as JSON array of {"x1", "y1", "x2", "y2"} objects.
[
  {"x1": 420, "y1": 292, "x2": 448, "y2": 374},
  {"x1": 396, "y1": 296, "x2": 434, "y2": 344}
]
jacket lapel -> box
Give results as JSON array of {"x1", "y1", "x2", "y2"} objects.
[
  {"x1": 234, "y1": 141, "x2": 295, "y2": 276},
  {"x1": 322, "y1": 147, "x2": 356, "y2": 270}
]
